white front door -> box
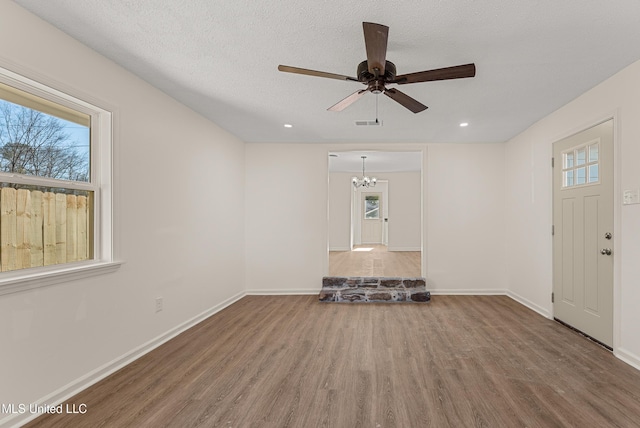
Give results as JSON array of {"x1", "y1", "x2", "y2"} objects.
[
  {"x1": 361, "y1": 192, "x2": 383, "y2": 244},
  {"x1": 552, "y1": 119, "x2": 614, "y2": 347}
]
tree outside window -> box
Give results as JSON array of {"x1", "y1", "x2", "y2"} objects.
[
  {"x1": 364, "y1": 195, "x2": 380, "y2": 219},
  {"x1": 0, "y1": 100, "x2": 89, "y2": 183}
]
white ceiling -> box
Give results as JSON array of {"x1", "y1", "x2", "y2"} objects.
[{"x1": 14, "y1": 0, "x2": 640, "y2": 146}]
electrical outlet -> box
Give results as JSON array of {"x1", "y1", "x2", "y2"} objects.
[{"x1": 155, "y1": 297, "x2": 163, "y2": 313}]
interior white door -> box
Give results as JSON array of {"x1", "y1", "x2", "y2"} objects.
[
  {"x1": 553, "y1": 119, "x2": 614, "y2": 347},
  {"x1": 361, "y1": 192, "x2": 383, "y2": 244}
]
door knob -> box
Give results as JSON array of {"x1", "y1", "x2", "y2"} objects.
[{"x1": 600, "y1": 248, "x2": 612, "y2": 256}]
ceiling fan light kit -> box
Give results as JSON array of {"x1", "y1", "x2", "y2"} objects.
[{"x1": 278, "y1": 22, "x2": 476, "y2": 114}]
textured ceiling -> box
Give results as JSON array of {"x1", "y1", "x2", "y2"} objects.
[{"x1": 13, "y1": 0, "x2": 640, "y2": 145}]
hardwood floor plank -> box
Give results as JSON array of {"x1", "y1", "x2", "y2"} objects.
[{"x1": 23, "y1": 295, "x2": 640, "y2": 428}]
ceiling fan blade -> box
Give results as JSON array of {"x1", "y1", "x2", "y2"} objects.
[
  {"x1": 363, "y1": 22, "x2": 389, "y2": 76},
  {"x1": 278, "y1": 65, "x2": 358, "y2": 81},
  {"x1": 393, "y1": 63, "x2": 476, "y2": 85},
  {"x1": 383, "y1": 88, "x2": 428, "y2": 113},
  {"x1": 328, "y1": 89, "x2": 368, "y2": 112}
]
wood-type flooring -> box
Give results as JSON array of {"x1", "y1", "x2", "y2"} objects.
[
  {"x1": 329, "y1": 244, "x2": 421, "y2": 277},
  {"x1": 25, "y1": 295, "x2": 640, "y2": 427}
]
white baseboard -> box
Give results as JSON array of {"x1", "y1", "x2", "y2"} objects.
[
  {"x1": 387, "y1": 246, "x2": 421, "y2": 252},
  {"x1": 246, "y1": 288, "x2": 319, "y2": 295},
  {"x1": 506, "y1": 290, "x2": 552, "y2": 319},
  {"x1": 430, "y1": 289, "x2": 506, "y2": 295},
  {"x1": 328, "y1": 247, "x2": 350, "y2": 252},
  {"x1": 614, "y1": 348, "x2": 640, "y2": 371},
  {"x1": 1, "y1": 291, "x2": 246, "y2": 428}
]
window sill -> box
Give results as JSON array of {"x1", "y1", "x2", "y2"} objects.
[{"x1": 0, "y1": 261, "x2": 123, "y2": 297}]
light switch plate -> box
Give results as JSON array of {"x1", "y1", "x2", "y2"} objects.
[{"x1": 623, "y1": 189, "x2": 640, "y2": 205}]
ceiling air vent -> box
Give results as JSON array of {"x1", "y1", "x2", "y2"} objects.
[{"x1": 355, "y1": 119, "x2": 383, "y2": 127}]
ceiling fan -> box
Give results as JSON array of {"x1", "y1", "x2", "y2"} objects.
[{"x1": 278, "y1": 22, "x2": 476, "y2": 114}]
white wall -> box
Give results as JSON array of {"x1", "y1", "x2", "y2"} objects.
[
  {"x1": 329, "y1": 171, "x2": 421, "y2": 251},
  {"x1": 505, "y1": 59, "x2": 640, "y2": 368},
  {"x1": 427, "y1": 144, "x2": 507, "y2": 293},
  {"x1": 328, "y1": 172, "x2": 352, "y2": 251},
  {"x1": 245, "y1": 144, "x2": 329, "y2": 293},
  {"x1": 386, "y1": 172, "x2": 421, "y2": 251},
  {"x1": 246, "y1": 143, "x2": 506, "y2": 294},
  {"x1": 0, "y1": 3, "x2": 245, "y2": 426}
]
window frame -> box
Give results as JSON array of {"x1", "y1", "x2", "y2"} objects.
[
  {"x1": 561, "y1": 139, "x2": 601, "y2": 189},
  {"x1": 0, "y1": 66, "x2": 119, "y2": 296}
]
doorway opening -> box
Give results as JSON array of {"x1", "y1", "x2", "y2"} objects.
[{"x1": 328, "y1": 150, "x2": 422, "y2": 278}]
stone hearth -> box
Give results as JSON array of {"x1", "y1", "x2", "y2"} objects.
[{"x1": 319, "y1": 277, "x2": 430, "y2": 303}]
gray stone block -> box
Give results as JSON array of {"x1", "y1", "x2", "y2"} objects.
[
  {"x1": 322, "y1": 277, "x2": 348, "y2": 288},
  {"x1": 318, "y1": 292, "x2": 335, "y2": 302},
  {"x1": 340, "y1": 292, "x2": 366, "y2": 302},
  {"x1": 380, "y1": 278, "x2": 402, "y2": 288},
  {"x1": 409, "y1": 291, "x2": 431, "y2": 302},
  {"x1": 368, "y1": 292, "x2": 392, "y2": 301},
  {"x1": 346, "y1": 278, "x2": 362, "y2": 287},
  {"x1": 403, "y1": 278, "x2": 426, "y2": 288}
]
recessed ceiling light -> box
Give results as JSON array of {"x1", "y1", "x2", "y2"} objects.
[
  {"x1": 284, "y1": 123, "x2": 293, "y2": 128},
  {"x1": 459, "y1": 122, "x2": 469, "y2": 127}
]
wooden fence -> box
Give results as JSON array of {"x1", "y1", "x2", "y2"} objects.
[{"x1": 0, "y1": 187, "x2": 90, "y2": 272}]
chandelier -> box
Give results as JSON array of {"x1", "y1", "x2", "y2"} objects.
[{"x1": 352, "y1": 156, "x2": 377, "y2": 189}]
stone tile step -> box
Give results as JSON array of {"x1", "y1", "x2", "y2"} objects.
[{"x1": 319, "y1": 276, "x2": 431, "y2": 303}]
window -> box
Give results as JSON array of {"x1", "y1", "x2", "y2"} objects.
[
  {"x1": 0, "y1": 67, "x2": 116, "y2": 293},
  {"x1": 364, "y1": 195, "x2": 380, "y2": 219},
  {"x1": 562, "y1": 141, "x2": 600, "y2": 188}
]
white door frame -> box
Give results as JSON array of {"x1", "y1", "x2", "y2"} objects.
[{"x1": 549, "y1": 112, "x2": 622, "y2": 353}]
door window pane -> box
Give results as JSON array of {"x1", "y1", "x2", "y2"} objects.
[
  {"x1": 576, "y1": 167, "x2": 586, "y2": 185},
  {"x1": 564, "y1": 170, "x2": 574, "y2": 187},
  {"x1": 364, "y1": 195, "x2": 380, "y2": 219},
  {"x1": 589, "y1": 144, "x2": 599, "y2": 162},
  {"x1": 562, "y1": 141, "x2": 600, "y2": 188},
  {"x1": 589, "y1": 164, "x2": 599, "y2": 183},
  {"x1": 564, "y1": 152, "x2": 574, "y2": 169}
]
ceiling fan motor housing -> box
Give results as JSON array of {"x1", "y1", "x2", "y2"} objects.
[{"x1": 357, "y1": 60, "x2": 396, "y2": 92}]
